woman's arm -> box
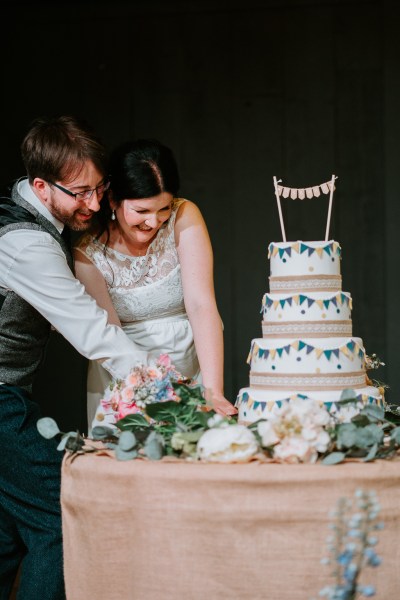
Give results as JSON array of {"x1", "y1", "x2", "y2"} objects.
[
  {"x1": 175, "y1": 200, "x2": 237, "y2": 416},
  {"x1": 73, "y1": 247, "x2": 121, "y2": 327}
]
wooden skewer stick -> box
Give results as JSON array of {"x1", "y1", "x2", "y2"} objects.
[
  {"x1": 325, "y1": 174, "x2": 337, "y2": 241},
  {"x1": 273, "y1": 176, "x2": 286, "y2": 242}
]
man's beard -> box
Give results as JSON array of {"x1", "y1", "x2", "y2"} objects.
[
  {"x1": 50, "y1": 201, "x2": 94, "y2": 232},
  {"x1": 64, "y1": 213, "x2": 94, "y2": 232}
]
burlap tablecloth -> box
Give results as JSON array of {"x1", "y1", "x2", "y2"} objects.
[{"x1": 61, "y1": 452, "x2": 400, "y2": 600}]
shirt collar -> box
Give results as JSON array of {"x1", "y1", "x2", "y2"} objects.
[{"x1": 17, "y1": 178, "x2": 64, "y2": 235}]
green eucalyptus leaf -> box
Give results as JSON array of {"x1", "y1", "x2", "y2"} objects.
[
  {"x1": 144, "y1": 431, "x2": 165, "y2": 460},
  {"x1": 355, "y1": 424, "x2": 384, "y2": 449},
  {"x1": 336, "y1": 423, "x2": 358, "y2": 448},
  {"x1": 91, "y1": 426, "x2": 118, "y2": 440},
  {"x1": 115, "y1": 446, "x2": 138, "y2": 461},
  {"x1": 363, "y1": 443, "x2": 379, "y2": 462},
  {"x1": 321, "y1": 452, "x2": 346, "y2": 465},
  {"x1": 37, "y1": 417, "x2": 61, "y2": 439},
  {"x1": 351, "y1": 414, "x2": 371, "y2": 427},
  {"x1": 118, "y1": 430, "x2": 137, "y2": 451},
  {"x1": 390, "y1": 426, "x2": 400, "y2": 444},
  {"x1": 339, "y1": 388, "x2": 359, "y2": 402},
  {"x1": 106, "y1": 442, "x2": 118, "y2": 450},
  {"x1": 360, "y1": 404, "x2": 385, "y2": 422}
]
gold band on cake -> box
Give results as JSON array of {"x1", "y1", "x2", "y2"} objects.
[
  {"x1": 269, "y1": 274, "x2": 342, "y2": 293},
  {"x1": 262, "y1": 320, "x2": 352, "y2": 338},
  {"x1": 249, "y1": 370, "x2": 366, "y2": 390}
]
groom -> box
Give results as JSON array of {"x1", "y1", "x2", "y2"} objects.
[{"x1": 0, "y1": 115, "x2": 147, "y2": 599}]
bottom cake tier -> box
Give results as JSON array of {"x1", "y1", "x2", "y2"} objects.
[{"x1": 235, "y1": 385, "x2": 384, "y2": 425}]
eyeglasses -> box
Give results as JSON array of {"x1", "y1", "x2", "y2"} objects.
[{"x1": 48, "y1": 180, "x2": 110, "y2": 201}]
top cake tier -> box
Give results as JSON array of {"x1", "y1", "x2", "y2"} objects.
[{"x1": 268, "y1": 240, "x2": 342, "y2": 293}]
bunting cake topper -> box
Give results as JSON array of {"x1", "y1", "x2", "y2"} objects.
[{"x1": 273, "y1": 174, "x2": 338, "y2": 242}]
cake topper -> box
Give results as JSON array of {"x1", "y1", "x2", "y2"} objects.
[{"x1": 273, "y1": 174, "x2": 338, "y2": 242}]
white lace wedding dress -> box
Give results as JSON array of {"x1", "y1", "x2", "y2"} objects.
[{"x1": 75, "y1": 199, "x2": 200, "y2": 433}]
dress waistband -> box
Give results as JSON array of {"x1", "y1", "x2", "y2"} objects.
[{"x1": 121, "y1": 310, "x2": 189, "y2": 327}]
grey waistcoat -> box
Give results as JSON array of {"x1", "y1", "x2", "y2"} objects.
[{"x1": 0, "y1": 183, "x2": 73, "y2": 392}]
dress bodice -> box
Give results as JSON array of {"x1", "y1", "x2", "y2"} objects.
[{"x1": 75, "y1": 199, "x2": 186, "y2": 323}]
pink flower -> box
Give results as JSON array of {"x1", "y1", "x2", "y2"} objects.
[
  {"x1": 147, "y1": 367, "x2": 162, "y2": 380},
  {"x1": 126, "y1": 373, "x2": 140, "y2": 386},
  {"x1": 117, "y1": 403, "x2": 141, "y2": 420},
  {"x1": 121, "y1": 387, "x2": 135, "y2": 402},
  {"x1": 157, "y1": 354, "x2": 172, "y2": 368}
]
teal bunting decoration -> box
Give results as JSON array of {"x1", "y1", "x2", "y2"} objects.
[
  {"x1": 270, "y1": 241, "x2": 341, "y2": 258},
  {"x1": 253, "y1": 401, "x2": 267, "y2": 411}
]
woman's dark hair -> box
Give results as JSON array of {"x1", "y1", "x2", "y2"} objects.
[{"x1": 96, "y1": 138, "x2": 180, "y2": 235}]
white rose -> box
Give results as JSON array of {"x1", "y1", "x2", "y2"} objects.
[
  {"x1": 197, "y1": 425, "x2": 259, "y2": 463},
  {"x1": 314, "y1": 429, "x2": 331, "y2": 453},
  {"x1": 257, "y1": 420, "x2": 280, "y2": 447},
  {"x1": 273, "y1": 436, "x2": 317, "y2": 464}
]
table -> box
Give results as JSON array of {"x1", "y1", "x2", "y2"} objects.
[{"x1": 61, "y1": 452, "x2": 400, "y2": 600}]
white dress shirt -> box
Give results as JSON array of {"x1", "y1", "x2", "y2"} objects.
[{"x1": 0, "y1": 178, "x2": 147, "y2": 381}]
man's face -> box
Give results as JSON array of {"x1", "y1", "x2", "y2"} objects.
[{"x1": 42, "y1": 161, "x2": 107, "y2": 231}]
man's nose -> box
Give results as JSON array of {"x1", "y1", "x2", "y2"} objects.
[{"x1": 86, "y1": 190, "x2": 102, "y2": 212}]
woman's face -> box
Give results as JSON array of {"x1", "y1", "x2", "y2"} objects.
[{"x1": 111, "y1": 192, "x2": 173, "y2": 243}]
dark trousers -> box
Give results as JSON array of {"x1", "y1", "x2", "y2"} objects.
[{"x1": 0, "y1": 385, "x2": 65, "y2": 599}]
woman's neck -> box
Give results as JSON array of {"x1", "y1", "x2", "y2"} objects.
[{"x1": 105, "y1": 223, "x2": 155, "y2": 257}]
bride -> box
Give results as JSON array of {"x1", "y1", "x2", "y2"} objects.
[{"x1": 74, "y1": 138, "x2": 237, "y2": 433}]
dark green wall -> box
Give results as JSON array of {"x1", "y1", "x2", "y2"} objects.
[{"x1": 1, "y1": 0, "x2": 398, "y2": 432}]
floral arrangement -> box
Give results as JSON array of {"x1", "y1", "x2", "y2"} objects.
[
  {"x1": 37, "y1": 352, "x2": 400, "y2": 465},
  {"x1": 96, "y1": 353, "x2": 187, "y2": 425},
  {"x1": 313, "y1": 489, "x2": 383, "y2": 600}
]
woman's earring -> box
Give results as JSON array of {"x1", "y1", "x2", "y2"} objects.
[{"x1": 111, "y1": 210, "x2": 116, "y2": 221}]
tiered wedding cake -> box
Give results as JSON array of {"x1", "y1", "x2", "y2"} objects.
[{"x1": 235, "y1": 178, "x2": 383, "y2": 424}]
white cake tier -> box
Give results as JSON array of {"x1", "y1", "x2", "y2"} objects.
[
  {"x1": 269, "y1": 240, "x2": 342, "y2": 292},
  {"x1": 262, "y1": 291, "x2": 352, "y2": 338},
  {"x1": 235, "y1": 386, "x2": 383, "y2": 425},
  {"x1": 248, "y1": 336, "x2": 366, "y2": 390}
]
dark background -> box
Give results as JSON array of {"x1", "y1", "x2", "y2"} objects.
[{"x1": 1, "y1": 0, "x2": 398, "y2": 433}]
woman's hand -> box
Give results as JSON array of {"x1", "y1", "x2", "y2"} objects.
[{"x1": 205, "y1": 391, "x2": 238, "y2": 417}]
